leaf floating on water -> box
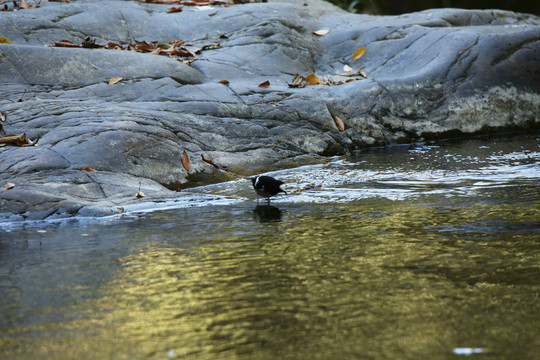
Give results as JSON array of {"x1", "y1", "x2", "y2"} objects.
[
  {"x1": 352, "y1": 47, "x2": 366, "y2": 61},
  {"x1": 305, "y1": 73, "x2": 320, "y2": 85},
  {"x1": 332, "y1": 114, "x2": 345, "y2": 131},
  {"x1": 108, "y1": 76, "x2": 123, "y2": 85},
  {"x1": 181, "y1": 150, "x2": 191, "y2": 171},
  {"x1": 81, "y1": 167, "x2": 97, "y2": 172},
  {"x1": 5, "y1": 182, "x2": 15, "y2": 190},
  {"x1": 313, "y1": 29, "x2": 330, "y2": 36},
  {"x1": 258, "y1": 80, "x2": 270, "y2": 88},
  {"x1": 218, "y1": 79, "x2": 230, "y2": 85}
]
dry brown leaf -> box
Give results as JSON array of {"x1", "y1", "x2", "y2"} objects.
[
  {"x1": 352, "y1": 47, "x2": 366, "y2": 61},
  {"x1": 199, "y1": 43, "x2": 221, "y2": 52},
  {"x1": 313, "y1": 29, "x2": 330, "y2": 36},
  {"x1": 168, "y1": 6, "x2": 183, "y2": 12},
  {"x1": 288, "y1": 74, "x2": 306, "y2": 88},
  {"x1": 201, "y1": 154, "x2": 219, "y2": 168},
  {"x1": 106, "y1": 42, "x2": 125, "y2": 50},
  {"x1": 20, "y1": 0, "x2": 30, "y2": 9},
  {"x1": 339, "y1": 66, "x2": 366, "y2": 77},
  {"x1": 51, "y1": 40, "x2": 81, "y2": 48},
  {"x1": 81, "y1": 167, "x2": 97, "y2": 172},
  {"x1": 138, "y1": 0, "x2": 181, "y2": 3},
  {"x1": 218, "y1": 79, "x2": 230, "y2": 85},
  {"x1": 181, "y1": 150, "x2": 191, "y2": 171},
  {"x1": 5, "y1": 182, "x2": 15, "y2": 190},
  {"x1": 108, "y1": 76, "x2": 123, "y2": 85},
  {"x1": 135, "y1": 181, "x2": 144, "y2": 198},
  {"x1": 0, "y1": 133, "x2": 29, "y2": 146},
  {"x1": 332, "y1": 114, "x2": 345, "y2": 131},
  {"x1": 258, "y1": 80, "x2": 270, "y2": 88},
  {"x1": 82, "y1": 37, "x2": 102, "y2": 49},
  {"x1": 305, "y1": 73, "x2": 320, "y2": 85}
]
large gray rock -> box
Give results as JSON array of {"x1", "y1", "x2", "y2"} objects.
[{"x1": 1, "y1": 0, "x2": 539, "y2": 221}]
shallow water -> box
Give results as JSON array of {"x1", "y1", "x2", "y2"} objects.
[{"x1": 1, "y1": 133, "x2": 539, "y2": 359}]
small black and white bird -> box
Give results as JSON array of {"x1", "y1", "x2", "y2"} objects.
[{"x1": 249, "y1": 175, "x2": 287, "y2": 203}]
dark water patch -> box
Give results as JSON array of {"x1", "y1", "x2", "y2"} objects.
[{"x1": 0, "y1": 132, "x2": 539, "y2": 359}]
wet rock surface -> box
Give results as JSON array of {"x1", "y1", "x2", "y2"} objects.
[{"x1": 1, "y1": 0, "x2": 539, "y2": 221}]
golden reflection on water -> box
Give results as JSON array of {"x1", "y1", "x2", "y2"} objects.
[{"x1": 1, "y1": 195, "x2": 540, "y2": 360}]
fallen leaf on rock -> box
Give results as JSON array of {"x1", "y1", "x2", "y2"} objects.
[
  {"x1": 108, "y1": 76, "x2": 123, "y2": 85},
  {"x1": 288, "y1": 74, "x2": 306, "y2": 88},
  {"x1": 340, "y1": 66, "x2": 367, "y2": 77},
  {"x1": 199, "y1": 43, "x2": 221, "y2": 52},
  {"x1": 135, "y1": 181, "x2": 144, "y2": 198},
  {"x1": 218, "y1": 79, "x2": 230, "y2": 85},
  {"x1": 0, "y1": 37, "x2": 12, "y2": 44},
  {"x1": 82, "y1": 36, "x2": 103, "y2": 49},
  {"x1": 20, "y1": 0, "x2": 30, "y2": 9},
  {"x1": 258, "y1": 80, "x2": 270, "y2": 88},
  {"x1": 138, "y1": 0, "x2": 181, "y2": 3},
  {"x1": 0, "y1": 133, "x2": 33, "y2": 147},
  {"x1": 332, "y1": 114, "x2": 345, "y2": 131},
  {"x1": 352, "y1": 47, "x2": 366, "y2": 61},
  {"x1": 168, "y1": 6, "x2": 183, "y2": 12},
  {"x1": 53, "y1": 39, "x2": 83, "y2": 48},
  {"x1": 201, "y1": 154, "x2": 219, "y2": 168},
  {"x1": 313, "y1": 29, "x2": 330, "y2": 36},
  {"x1": 358, "y1": 69, "x2": 367, "y2": 79},
  {"x1": 81, "y1": 167, "x2": 97, "y2": 172},
  {"x1": 105, "y1": 42, "x2": 125, "y2": 50},
  {"x1": 181, "y1": 150, "x2": 191, "y2": 171},
  {"x1": 305, "y1": 73, "x2": 320, "y2": 85},
  {"x1": 5, "y1": 182, "x2": 15, "y2": 190},
  {"x1": 0, "y1": 134, "x2": 27, "y2": 146}
]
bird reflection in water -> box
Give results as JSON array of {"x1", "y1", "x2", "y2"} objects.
[{"x1": 253, "y1": 204, "x2": 283, "y2": 222}]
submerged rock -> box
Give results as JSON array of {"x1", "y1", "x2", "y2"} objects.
[{"x1": 0, "y1": 0, "x2": 539, "y2": 220}]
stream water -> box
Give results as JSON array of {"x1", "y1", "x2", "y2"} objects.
[{"x1": 1, "y1": 132, "x2": 539, "y2": 359}]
